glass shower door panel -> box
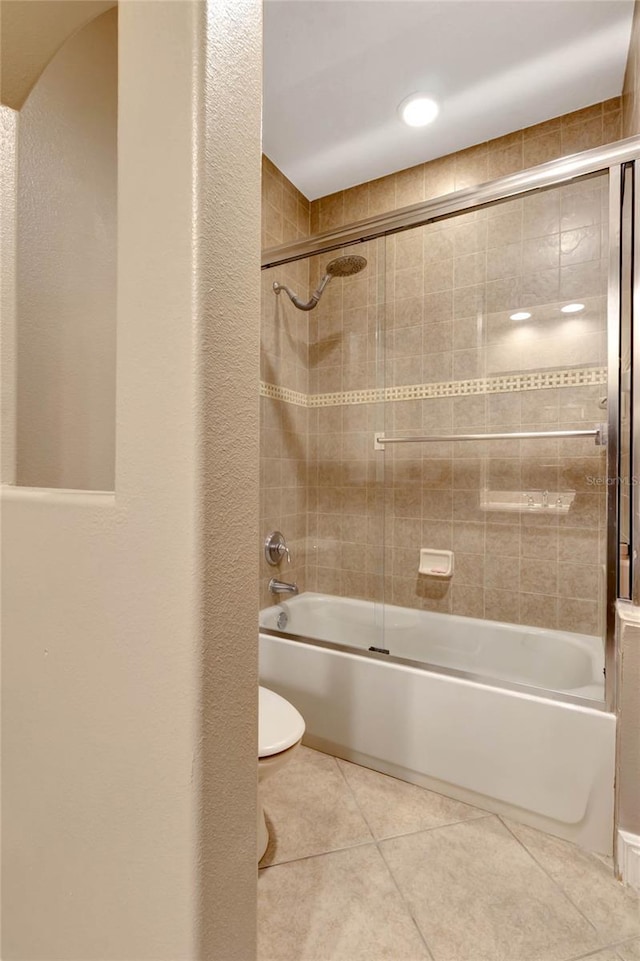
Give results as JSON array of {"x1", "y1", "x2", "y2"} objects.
[
  {"x1": 306, "y1": 238, "x2": 387, "y2": 649},
  {"x1": 381, "y1": 172, "x2": 609, "y2": 701},
  {"x1": 260, "y1": 238, "x2": 387, "y2": 651}
]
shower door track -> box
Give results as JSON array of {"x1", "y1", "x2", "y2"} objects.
[
  {"x1": 261, "y1": 135, "x2": 640, "y2": 268},
  {"x1": 260, "y1": 627, "x2": 610, "y2": 713}
]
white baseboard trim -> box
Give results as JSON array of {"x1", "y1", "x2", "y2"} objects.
[{"x1": 618, "y1": 829, "x2": 640, "y2": 890}]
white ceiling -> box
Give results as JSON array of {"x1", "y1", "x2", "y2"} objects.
[{"x1": 263, "y1": 0, "x2": 635, "y2": 200}]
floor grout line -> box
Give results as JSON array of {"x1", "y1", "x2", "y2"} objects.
[
  {"x1": 497, "y1": 816, "x2": 603, "y2": 941},
  {"x1": 373, "y1": 811, "x2": 495, "y2": 843},
  {"x1": 262, "y1": 771, "x2": 495, "y2": 870},
  {"x1": 333, "y1": 752, "x2": 495, "y2": 820},
  {"x1": 260, "y1": 751, "x2": 375, "y2": 870},
  {"x1": 259, "y1": 836, "x2": 378, "y2": 872},
  {"x1": 565, "y1": 945, "x2": 623, "y2": 961},
  {"x1": 335, "y1": 756, "x2": 436, "y2": 961},
  {"x1": 566, "y1": 935, "x2": 640, "y2": 960},
  {"x1": 374, "y1": 839, "x2": 435, "y2": 961}
]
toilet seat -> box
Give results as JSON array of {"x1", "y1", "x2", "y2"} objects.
[{"x1": 259, "y1": 686, "x2": 305, "y2": 758}]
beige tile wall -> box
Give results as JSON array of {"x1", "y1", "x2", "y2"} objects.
[
  {"x1": 384, "y1": 387, "x2": 607, "y2": 635},
  {"x1": 305, "y1": 179, "x2": 608, "y2": 635},
  {"x1": 260, "y1": 157, "x2": 310, "y2": 606},
  {"x1": 303, "y1": 241, "x2": 386, "y2": 600},
  {"x1": 307, "y1": 240, "x2": 384, "y2": 396},
  {"x1": 309, "y1": 100, "x2": 621, "y2": 234},
  {"x1": 263, "y1": 98, "x2": 619, "y2": 633}
]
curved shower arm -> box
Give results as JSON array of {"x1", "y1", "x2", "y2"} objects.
[{"x1": 273, "y1": 274, "x2": 331, "y2": 311}]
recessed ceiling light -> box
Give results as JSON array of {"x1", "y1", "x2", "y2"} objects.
[
  {"x1": 510, "y1": 311, "x2": 531, "y2": 321},
  {"x1": 561, "y1": 303, "x2": 585, "y2": 313},
  {"x1": 399, "y1": 94, "x2": 439, "y2": 128}
]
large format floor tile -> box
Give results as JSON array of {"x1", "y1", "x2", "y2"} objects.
[
  {"x1": 260, "y1": 747, "x2": 372, "y2": 866},
  {"x1": 258, "y1": 845, "x2": 431, "y2": 961},
  {"x1": 259, "y1": 747, "x2": 636, "y2": 961},
  {"x1": 618, "y1": 940, "x2": 640, "y2": 961},
  {"x1": 380, "y1": 816, "x2": 602, "y2": 961},
  {"x1": 504, "y1": 819, "x2": 640, "y2": 944},
  {"x1": 337, "y1": 757, "x2": 488, "y2": 839}
]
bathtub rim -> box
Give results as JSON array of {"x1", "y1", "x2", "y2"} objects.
[{"x1": 259, "y1": 625, "x2": 610, "y2": 713}]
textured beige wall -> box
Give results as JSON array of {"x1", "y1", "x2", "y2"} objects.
[
  {"x1": 2, "y1": 2, "x2": 260, "y2": 958},
  {"x1": 1, "y1": 105, "x2": 17, "y2": 484},
  {"x1": 197, "y1": 0, "x2": 261, "y2": 955},
  {"x1": 622, "y1": 0, "x2": 640, "y2": 137},
  {"x1": 15, "y1": 6, "x2": 117, "y2": 490}
]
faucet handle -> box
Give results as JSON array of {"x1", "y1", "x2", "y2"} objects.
[{"x1": 264, "y1": 531, "x2": 292, "y2": 567}]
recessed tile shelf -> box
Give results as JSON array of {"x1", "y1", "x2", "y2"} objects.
[{"x1": 480, "y1": 489, "x2": 576, "y2": 514}]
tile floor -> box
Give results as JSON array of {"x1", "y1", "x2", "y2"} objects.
[{"x1": 258, "y1": 746, "x2": 640, "y2": 961}]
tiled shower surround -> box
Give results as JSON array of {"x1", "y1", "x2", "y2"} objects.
[
  {"x1": 260, "y1": 103, "x2": 617, "y2": 637},
  {"x1": 260, "y1": 158, "x2": 310, "y2": 603}
]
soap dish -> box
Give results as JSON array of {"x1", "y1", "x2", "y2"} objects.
[{"x1": 419, "y1": 549, "x2": 454, "y2": 578}]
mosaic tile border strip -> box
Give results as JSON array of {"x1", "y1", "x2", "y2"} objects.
[
  {"x1": 259, "y1": 383, "x2": 308, "y2": 406},
  {"x1": 261, "y1": 367, "x2": 607, "y2": 408}
]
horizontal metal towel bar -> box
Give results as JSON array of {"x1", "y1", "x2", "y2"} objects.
[{"x1": 374, "y1": 426, "x2": 607, "y2": 448}]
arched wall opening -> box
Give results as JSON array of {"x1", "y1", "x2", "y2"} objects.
[{"x1": 5, "y1": 3, "x2": 117, "y2": 490}]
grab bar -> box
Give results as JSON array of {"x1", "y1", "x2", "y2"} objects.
[{"x1": 374, "y1": 425, "x2": 607, "y2": 449}]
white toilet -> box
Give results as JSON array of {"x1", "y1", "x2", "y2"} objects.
[{"x1": 258, "y1": 685, "x2": 305, "y2": 861}]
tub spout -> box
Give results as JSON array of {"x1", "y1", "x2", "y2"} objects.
[{"x1": 269, "y1": 578, "x2": 299, "y2": 596}]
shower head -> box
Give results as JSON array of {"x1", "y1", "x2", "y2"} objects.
[
  {"x1": 325, "y1": 255, "x2": 368, "y2": 278},
  {"x1": 273, "y1": 254, "x2": 368, "y2": 311}
]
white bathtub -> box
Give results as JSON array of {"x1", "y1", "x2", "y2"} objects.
[
  {"x1": 259, "y1": 592, "x2": 616, "y2": 854},
  {"x1": 261, "y1": 592, "x2": 604, "y2": 698}
]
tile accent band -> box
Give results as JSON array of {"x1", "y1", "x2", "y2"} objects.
[{"x1": 260, "y1": 367, "x2": 607, "y2": 408}]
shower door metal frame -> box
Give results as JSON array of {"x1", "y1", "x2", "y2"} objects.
[
  {"x1": 262, "y1": 135, "x2": 640, "y2": 268},
  {"x1": 262, "y1": 134, "x2": 640, "y2": 715},
  {"x1": 631, "y1": 163, "x2": 640, "y2": 606}
]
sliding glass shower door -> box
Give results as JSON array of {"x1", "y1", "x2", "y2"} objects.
[
  {"x1": 260, "y1": 145, "x2": 637, "y2": 710},
  {"x1": 380, "y1": 172, "x2": 609, "y2": 700}
]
